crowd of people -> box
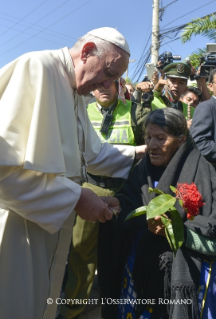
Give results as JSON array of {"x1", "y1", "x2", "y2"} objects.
[{"x1": 0, "y1": 26, "x2": 216, "y2": 319}]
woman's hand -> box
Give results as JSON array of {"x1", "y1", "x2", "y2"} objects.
[
  {"x1": 147, "y1": 215, "x2": 167, "y2": 237},
  {"x1": 101, "y1": 196, "x2": 121, "y2": 217}
]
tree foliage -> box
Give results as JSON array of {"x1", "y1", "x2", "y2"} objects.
[
  {"x1": 185, "y1": 47, "x2": 206, "y2": 68},
  {"x1": 181, "y1": 15, "x2": 216, "y2": 43}
]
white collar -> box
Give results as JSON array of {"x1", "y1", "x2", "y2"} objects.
[{"x1": 60, "y1": 47, "x2": 77, "y2": 89}]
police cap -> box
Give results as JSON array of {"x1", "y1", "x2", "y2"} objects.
[{"x1": 164, "y1": 62, "x2": 191, "y2": 80}]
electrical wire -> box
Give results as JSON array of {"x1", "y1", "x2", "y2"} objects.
[
  {"x1": 0, "y1": 23, "x2": 66, "y2": 46},
  {"x1": 0, "y1": 0, "x2": 49, "y2": 37},
  {"x1": 131, "y1": 1, "x2": 216, "y2": 82},
  {"x1": 0, "y1": 0, "x2": 77, "y2": 48},
  {"x1": 160, "y1": 36, "x2": 181, "y2": 47},
  {"x1": 159, "y1": 10, "x2": 216, "y2": 47},
  {"x1": 132, "y1": 47, "x2": 151, "y2": 82},
  {"x1": 0, "y1": 0, "x2": 93, "y2": 57},
  {"x1": 131, "y1": 38, "x2": 151, "y2": 80},
  {"x1": 130, "y1": 27, "x2": 152, "y2": 80},
  {"x1": 164, "y1": 43, "x2": 178, "y2": 54},
  {"x1": 127, "y1": 15, "x2": 152, "y2": 81},
  {"x1": 0, "y1": 11, "x2": 77, "y2": 42},
  {"x1": 161, "y1": 0, "x2": 216, "y2": 30}
]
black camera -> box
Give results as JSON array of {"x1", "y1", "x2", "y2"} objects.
[
  {"x1": 157, "y1": 51, "x2": 181, "y2": 69},
  {"x1": 188, "y1": 44, "x2": 216, "y2": 80},
  {"x1": 100, "y1": 113, "x2": 113, "y2": 134},
  {"x1": 141, "y1": 91, "x2": 154, "y2": 108},
  {"x1": 199, "y1": 51, "x2": 216, "y2": 78}
]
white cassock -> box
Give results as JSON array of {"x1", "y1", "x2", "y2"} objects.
[{"x1": 0, "y1": 48, "x2": 134, "y2": 319}]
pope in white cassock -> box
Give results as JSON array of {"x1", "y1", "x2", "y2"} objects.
[{"x1": 0, "y1": 28, "x2": 146, "y2": 319}]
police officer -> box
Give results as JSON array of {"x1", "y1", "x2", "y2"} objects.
[
  {"x1": 133, "y1": 62, "x2": 194, "y2": 127},
  {"x1": 58, "y1": 79, "x2": 149, "y2": 319}
]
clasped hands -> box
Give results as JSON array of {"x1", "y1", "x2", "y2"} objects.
[{"x1": 74, "y1": 188, "x2": 121, "y2": 223}]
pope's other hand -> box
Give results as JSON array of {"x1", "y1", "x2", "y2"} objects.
[{"x1": 74, "y1": 188, "x2": 113, "y2": 222}]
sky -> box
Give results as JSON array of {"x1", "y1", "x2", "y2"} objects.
[{"x1": 0, "y1": 0, "x2": 215, "y2": 81}]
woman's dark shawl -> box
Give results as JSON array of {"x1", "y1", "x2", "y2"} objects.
[{"x1": 98, "y1": 136, "x2": 216, "y2": 319}]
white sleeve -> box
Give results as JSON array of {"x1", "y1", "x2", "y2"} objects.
[
  {"x1": 0, "y1": 166, "x2": 81, "y2": 234},
  {"x1": 87, "y1": 143, "x2": 135, "y2": 179}
]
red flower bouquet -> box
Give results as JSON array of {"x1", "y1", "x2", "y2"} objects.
[
  {"x1": 125, "y1": 183, "x2": 205, "y2": 255},
  {"x1": 175, "y1": 183, "x2": 205, "y2": 220}
]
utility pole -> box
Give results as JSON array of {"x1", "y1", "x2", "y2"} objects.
[
  {"x1": 151, "y1": 0, "x2": 160, "y2": 65},
  {"x1": 125, "y1": 59, "x2": 136, "y2": 79}
]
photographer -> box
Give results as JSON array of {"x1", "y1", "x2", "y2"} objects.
[
  {"x1": 133, "y1": 62, "x2": 194, "y2": 128},
  {"x1": 187, "y1": 62, "x2": 212, "y2": 101}
]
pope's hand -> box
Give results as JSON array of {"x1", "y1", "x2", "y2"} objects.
[
  {"x1": 101, "y1": 196, "x2": 121, "y2": 216},
  {"x1": 74, "y1": 188, "x2": 113, "y2": 222}
]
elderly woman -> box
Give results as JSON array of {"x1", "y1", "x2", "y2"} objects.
[{"x1": 98, "y1": 108, "x2": 216, "y2": 319}]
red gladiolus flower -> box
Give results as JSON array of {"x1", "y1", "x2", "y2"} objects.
[{"x1": 175, "y1": 183, "x2": 205, "y2": 220}]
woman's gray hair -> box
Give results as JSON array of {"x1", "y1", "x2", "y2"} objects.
[
  {"x1": 144, "y1": 108, "x2": 188, "y2": 138},
  {"x1": 72, "y1": 34, "x2": 113, "y2": 58}
]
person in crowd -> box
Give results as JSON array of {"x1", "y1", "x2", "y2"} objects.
[
  {"x1": 58, "y1": 79, "x2": 149, "y2": 319},
  {"x1": 125, "y1": 82, "x2": 135, "y2": 99},
  {"x1": 180, "y1": 86, "x2": 202, "y2": 108},
  {"x1": 133, "y1": 62, "x2": 194, "y2": 120},
  {"x1": 0, "y1": 27, "x2": 147, "y2": 319},
  {"x1": 120, "y1": 77, "x2": 132, "y2": 100},
  {"x1": 98, "y1": 108, "x2": 216, "y2": 319},
  {"x1": 191, "y1": 68, "x2": 216, "y2": 168},
  {"x1": 189, "y1": 62, "x2": 212, "y2": 101}
]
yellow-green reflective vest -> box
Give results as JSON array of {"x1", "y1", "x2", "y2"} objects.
[
  {"x1": 151, "y1": 95, "x2": 194, "y2": 119},
  {"x1": 87, "y1": 99, "x2": 136, "y2": 145}
]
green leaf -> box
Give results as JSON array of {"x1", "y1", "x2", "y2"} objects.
[
  {"x1": 179, "y1": 199, "x2": 183, "y2": 207},
  {"x1": 170, "y1": 208, "x2": 184, "y2": 250},
  {"x1": 170, "y1": 186, "x2": 176, "y2": 193},
  {"x1": 148, "y1": 187, "x2": 164, "y2": 195},
  {"x1": 125, "y1": 206, "x2": 147, "y2": 221},
  {"x1": 165, "y1": 227, "x2": 178, "y2": 256},
  {"x1": 181, "y1": 15, "x2": 216, "y2": 44},
  {"x1": 146, "y1": 194, "x2": 176, "y2": 220},
  {"x1": 161, "y1": 215, "x2": 177, "y2": 256}
]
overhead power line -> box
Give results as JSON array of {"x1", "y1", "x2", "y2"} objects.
[
  {"x1": 0, "y1": 0, "x2": 93, "y2": 57},
  {"x1": 0, "y1": 0, "x2": 75, "y2": 48},
  {"x1": 161, "y1": 0, "x2": 216, "y2": 30},
  {"x1": 131, "y1": 34, "x2": 151, "y2": 81},
  {"x1": 0, "y1": 11, "x2": 77, "y2": 42},
  {"x1": 0, "y1": 23, "x2": 66, "y2": 46},
  {"x1": 133, "y1": 4, "x2": 216, "y2": 82},
  {"x1": 130, "y1": 17, "x2": 152, "y2": 81},
  {"x1": 159, "y1": 0, "x2": 178, "y2": 21},
  {"x1": 160, "y1": 36, "x2": 181, "y2": 47},
  {"x1": 159, "y1": 11, "x2": 216, "y2": 42},
  {"x1": 0, "y1": 0, "x2": 49, "y2": 37}
]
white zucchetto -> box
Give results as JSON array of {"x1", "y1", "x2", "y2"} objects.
[{"x1": 87, "y1": 27, "x2": 130, "y2": 56}]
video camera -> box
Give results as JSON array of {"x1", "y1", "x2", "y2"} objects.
[
  {"x1": 186, "y1": 44, "x2": 216, "y2": 80},
  {"x1": 198, "y1": 43, "x2": 216, "y2": 78},
  {"x1": 157, "y1": 51, "x2": 181, "y2": 69}
]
